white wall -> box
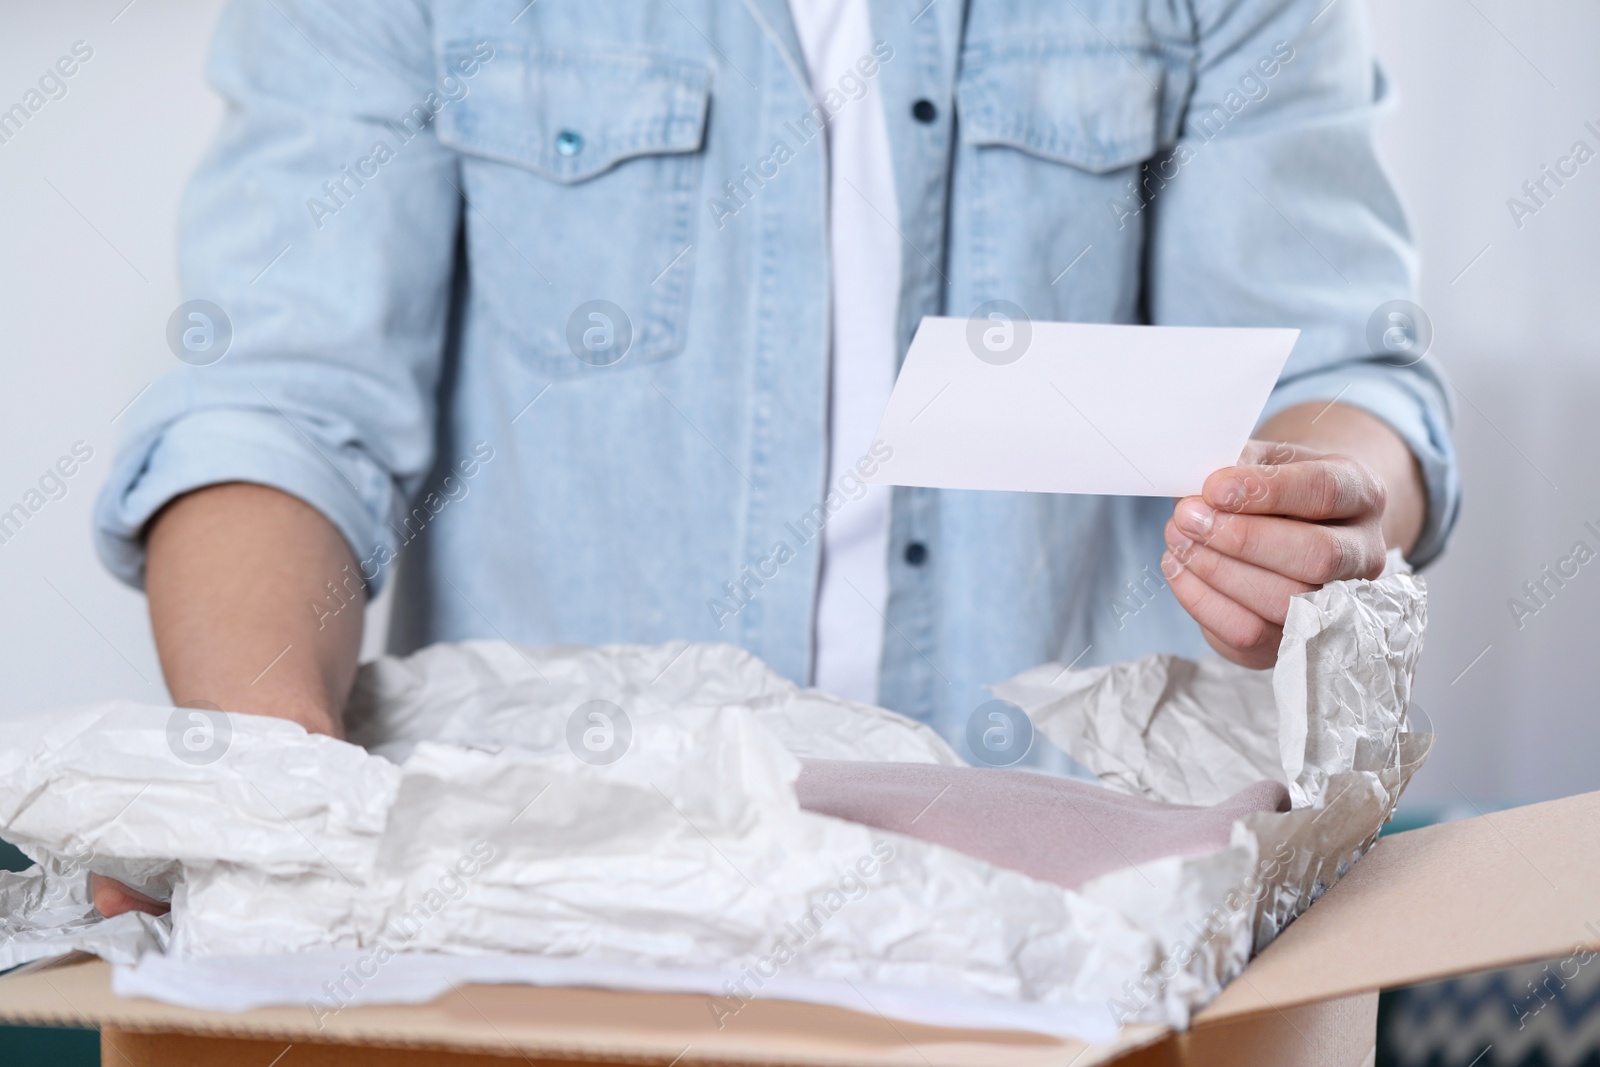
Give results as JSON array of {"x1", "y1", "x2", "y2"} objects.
[{"x1": 0, "y1": 0, "x2": 1594, "y2": 806}]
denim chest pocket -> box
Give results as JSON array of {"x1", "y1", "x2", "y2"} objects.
[
  {"x1": 434, "y1": 43, "x2": 711, "y2": 378},
  {"x1": 950, "y1": 40, "x2": 1189, "y2": 319},
  {"x1": 956, "y1": 42, "x2": 1183, "y2": 173}
]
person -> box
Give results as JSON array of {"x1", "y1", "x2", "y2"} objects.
[{"x1": 92, "y1": 0, "x2": 1456, "y2": 916}]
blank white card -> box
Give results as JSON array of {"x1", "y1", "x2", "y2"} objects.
[{"x1": 864, "y1": 317, "x2": 1299, "y2": 498}]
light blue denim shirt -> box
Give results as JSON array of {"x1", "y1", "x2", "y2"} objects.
[{"x1": 95, "y1": 0, "x2": 1459, "y2": 756}]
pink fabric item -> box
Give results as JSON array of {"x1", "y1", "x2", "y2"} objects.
[{"x1": 795, "y1": 759, "x2": 1291, "y2": 890}]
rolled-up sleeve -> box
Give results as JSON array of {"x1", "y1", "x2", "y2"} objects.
[
  {"x1": 95, "y1": 0, "x2": 459, "y2": 590},
  {"x1": 1149, "y1": 0, "x2": 1459, "y2": 566}
]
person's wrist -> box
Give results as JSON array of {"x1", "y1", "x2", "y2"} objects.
[{"x1": 172, "y1": 683, "x2": 343, "y2": 739}]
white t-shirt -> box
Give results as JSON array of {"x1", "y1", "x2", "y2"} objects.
[{"x1": 787, "y1": 0, "x2": 902, "y2": 704}]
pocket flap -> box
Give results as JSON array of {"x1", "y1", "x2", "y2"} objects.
[
  {"x1": 957, "y1": 45, "x2": 1175, "y2": 173},
  {"x1": 435, "y1": 43, "x2": 711, "y2": 183}
]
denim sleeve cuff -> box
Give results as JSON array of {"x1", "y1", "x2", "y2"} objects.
[
  {"x1": 93, "y1": 408, "x2": 398, "y2": 593},
  {"x1": 1257, "y1": 363, "x2": 1460, "y2": 569}
]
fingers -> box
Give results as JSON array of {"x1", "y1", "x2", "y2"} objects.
[
  {"x1": 1160, "y1": 549, "x2": 1282, "y2": 669},
  {"x1": 1165, "y1": 439, "x2": 1389, "y2": 669},
  {"x1": 1197, "y1": 623, "x2": 1280, "y2": 671},
  {"x1": 1171, "y1": 497, "x2": 1386, "y2": 584},
  {"x1": 1164, "y1": 521, "x2": 1318, "y2": 625},
  {"x1": 90, "y1": 873, "x2": 170, "y2": 919},
  {"x1": 1203, "y1": 454, "x2": 1385, "y2": 522},
  {"x1": 1235, "y1": 438, "x2": 1318, "y2": 468}
]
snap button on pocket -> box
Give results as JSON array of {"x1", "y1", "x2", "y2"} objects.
[
  {"x1": 912, "y1": 99, "x2": 938, "y2": 124},
  {"x1": 555, "y1": 129, "x2": 583, "y2": 156}
]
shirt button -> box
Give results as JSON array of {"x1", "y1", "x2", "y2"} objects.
[
  {"x1": 555, "y1": 130, "x2": 583, "y2": 156},
  {"x1": 911, "y1": 99, "x2": 938, "y2": 124},
  {"x1": 904, "y1": 542, "x2": 928, "y2": 566}
]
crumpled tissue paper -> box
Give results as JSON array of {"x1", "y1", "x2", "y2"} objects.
[{"x1": 0, "y1": 565, "x2": 1429, "y2": 1041}]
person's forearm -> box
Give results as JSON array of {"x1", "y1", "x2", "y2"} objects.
[
  {"x1": 145, "y1": 483, "x2": 364, "y2": 737},
  {"x1": 1257, "y1": 401, "x2": 1426, "y2": 555}
]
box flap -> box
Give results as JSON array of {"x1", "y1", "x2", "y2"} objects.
[{"x1": 1198, "y1": 789, "x2": 1600, "y2": 1024}]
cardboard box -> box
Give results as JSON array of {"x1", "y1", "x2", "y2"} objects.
[{"x1": 2, "y1": 790, "x2": 1595, "y2": 1067}]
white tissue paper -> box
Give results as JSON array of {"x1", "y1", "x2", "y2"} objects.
[{"x1": 0, "y1": 565, "x2": 1429, "y2": 1042}]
